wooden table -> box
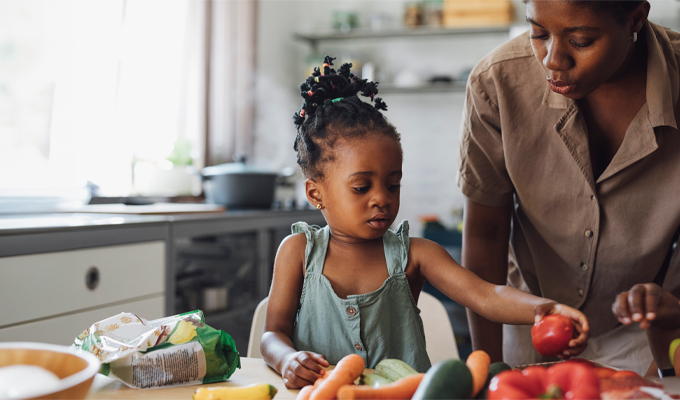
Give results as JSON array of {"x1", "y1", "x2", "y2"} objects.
[
  {"x1": 87, "y1": 357, "x2": 680, "y2": 400},
  {"x1": 88, "y1": 358, "x2": 299, "y2": 400}
]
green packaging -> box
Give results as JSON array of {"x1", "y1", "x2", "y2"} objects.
[{"x1": 73, "y1": 310, "x2": 240, "y2": 388}]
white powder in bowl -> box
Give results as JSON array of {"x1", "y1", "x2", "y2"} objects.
[{"x1": 0, "y1": 365, "x2": 61, "y2": 399}]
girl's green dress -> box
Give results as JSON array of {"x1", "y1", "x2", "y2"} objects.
[{"x1": 291, "y1": 220, "x2": 432, "y2": 372}]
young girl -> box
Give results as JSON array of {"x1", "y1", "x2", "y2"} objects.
[{"x1": 260, "y1": 57, "x2": 590, "y2": 389}]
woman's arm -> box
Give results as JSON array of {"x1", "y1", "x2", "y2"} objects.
[
  {"x1": 460, "y1": 199, "x2": 512, "y2": 362},
  {"x1": 612, "y1": 283, "x2": 680, "y2": 369},
  {"x1": 260, "y1": 233, "x2": 329, "y2": 389}
]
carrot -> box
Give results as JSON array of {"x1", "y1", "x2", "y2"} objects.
[
  {"x1": 296, "y1": 370, "x2": 328, "y2": 400},
  {"x1": 297, "y1": 385, "x2": 317, "y2": 400},
  {"x1": 337, "y1": 373, "x2": 425, "y2": 400},
  {"x1": 310, "y1": 354, "x2": 366, "y2": 400},
  {"x1": 466, "y1": 350, "x2": 491, "y2": 398}
]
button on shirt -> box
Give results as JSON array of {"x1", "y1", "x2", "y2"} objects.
[{"x1": 458, "y1": 21, "x2": 680, "y2": 339}]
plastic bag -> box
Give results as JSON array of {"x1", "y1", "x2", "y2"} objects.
[{"x1": 73, "y1": 310, "x2": 240, "y2": 389}]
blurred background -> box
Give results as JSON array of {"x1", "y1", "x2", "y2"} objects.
[
  {"x1": 2, "y1": 0, "x2": 680, "y2": 233},
  {"x1": 2, "y1": 0, "x2": 680, "y2": 357}
]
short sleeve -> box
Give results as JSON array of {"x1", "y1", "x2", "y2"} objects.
[{"x1": 457, "y1": 74, "x2": 514, "y2": 207}]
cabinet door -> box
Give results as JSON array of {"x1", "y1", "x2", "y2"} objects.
[
  {"x1": 0, "y1": 295, "x2": 165, "y2": 345},
  {"x1": 0, "y1": 241, "x2": 165, "y2": 327}
]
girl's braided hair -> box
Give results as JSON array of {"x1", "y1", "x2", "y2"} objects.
[{"x1": 293, "y1": 56, "x2": 401, "y2": 181}]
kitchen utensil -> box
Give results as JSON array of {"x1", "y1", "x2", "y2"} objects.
[
  {"x1": 201, "y1": 163, "x2": 278, "y2": 209},
  {"x1": 0, "y1": 342, "x2": 100, "y2": 399}
]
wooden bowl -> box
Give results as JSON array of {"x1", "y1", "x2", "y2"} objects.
[{"x1": 0, "y1": 342, "x2": 100, "y2": 399}]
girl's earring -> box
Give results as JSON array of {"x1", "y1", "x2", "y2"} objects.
[
  {"x1": 316, "y1": 204, "x2": 323, "y2": 210},
  {"x1": 632, "y1": 31, "x2": 638, "y2": 43}
]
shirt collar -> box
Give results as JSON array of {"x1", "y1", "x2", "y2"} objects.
[{"x1": 644, "y1": 21, "x2": 678, "y2": 129}]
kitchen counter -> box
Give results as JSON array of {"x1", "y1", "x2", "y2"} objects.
[
  {"x1": 0, "y1": 209, "x2": 326, "y2": 349},
  {"x1": 87, "y1": 357, "x2": 680, "y2": 400},
  {"x1": 0, "y1": 208, "x2": 322, "y2": 236},
  {"x1": 0, "y1": 209, "x2": 324, "y2": 259},
  {"x1": 88, "y1": 357, "x2": 299, "y2": 400}
]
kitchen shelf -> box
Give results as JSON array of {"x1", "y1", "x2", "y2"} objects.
[
  {"x1": 294, "y1": 24, "x2": 513, "y2": 51},
  {"x1": 378, "y1": 82, "x2": 466, "y2": 94}
]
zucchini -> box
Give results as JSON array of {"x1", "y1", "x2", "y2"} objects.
[
  {"x1": 411, "y1": 359, "x2": 473, "y2": 400},
  {"x1": 476, "y1": 362, "x2": 512, "y2": 399}
]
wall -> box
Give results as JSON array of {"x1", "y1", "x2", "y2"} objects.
[{"x1": 252, "y1": 0, "x2": 680, "y2": 237}]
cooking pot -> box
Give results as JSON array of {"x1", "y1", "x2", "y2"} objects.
[{"x1": 201, "y1": 163, "x2": 278, "y2": 209}]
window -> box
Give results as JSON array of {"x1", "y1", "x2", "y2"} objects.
[{"x1": 0, "y1": 0, "x2": 203, "y2": 197}]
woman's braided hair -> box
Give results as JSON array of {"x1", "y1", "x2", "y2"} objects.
[
  {"x1": 523, "y1": 0, "x2": 644, "y2": 24},
  {"x1": 293, "y1": 56, "x2": 401, "y2": 181}
]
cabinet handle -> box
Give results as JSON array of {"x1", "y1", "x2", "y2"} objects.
[{"x1": 86, "y1": 266, "x2": 100, "y2": 290}]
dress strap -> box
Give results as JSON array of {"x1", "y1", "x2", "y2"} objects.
[
  {"x1": 382, "y1": 220, "x2": 410, "y2": 275},
  {"x1": 291, "y1": 222, "x2": 330, "y2": 274}
]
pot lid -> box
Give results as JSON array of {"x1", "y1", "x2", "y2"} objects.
[{"x1": 201, "y1": 163, "x2": 278, "y2": 176}]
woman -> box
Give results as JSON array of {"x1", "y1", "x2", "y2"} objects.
[{"x1": 458, "y1": 0, "x2": 680, "y2": 375}]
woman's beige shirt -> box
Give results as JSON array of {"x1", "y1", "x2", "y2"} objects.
[{"x1": 458, "y1": 21, "x2": 680, "y2": 341}]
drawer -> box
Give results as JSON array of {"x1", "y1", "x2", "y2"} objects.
[
  {"x1": 0, "y1": 295, "x2": 165, "y2": 345},
  {"x1": 0, "y1": 241, "x2": 165, "y2": 327}
]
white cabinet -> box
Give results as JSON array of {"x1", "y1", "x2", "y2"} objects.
[
  {"x1": 0, "y1": 296, "x2": 164, "y2": 345},
  {"x1": 0, "y1": 241, "x2": 166, "y2": 345}
]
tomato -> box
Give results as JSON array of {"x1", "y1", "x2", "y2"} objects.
[
  {"x1": 531, "y1": 314, "x2": 573, "y2": 357},
  {"x1": 488, "y1": 363, "x2": 601, "y2": 400}
]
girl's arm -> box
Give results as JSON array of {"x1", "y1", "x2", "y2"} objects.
[
  {"x1": 261, "y1": 233, "x2": 329, "y2": 389},
  {"x1": 411, "y1": 237, "x2": 589, "y2": 356}
]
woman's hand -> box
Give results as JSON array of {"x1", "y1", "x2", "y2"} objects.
[
  {"x1": 280, "y1": 351, "x2": 329, "y2": 389},
  {"x1": 534, "y1": 302, "x2": 590, "y2": 359},
  {"x1": 612, "y1": 283, "x2": 680, "y2": 330}
]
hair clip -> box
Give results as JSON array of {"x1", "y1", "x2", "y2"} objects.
[
  {"x1": 307, "y1": 90, "x2": 314, "y2": 96},
  {"x1": 314, "y1": 77, "x2": 320, "y2": 83}
]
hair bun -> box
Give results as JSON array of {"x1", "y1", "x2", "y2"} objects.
[{"x1": 293, "y1": 55, "x2": 387, "y2": 129}]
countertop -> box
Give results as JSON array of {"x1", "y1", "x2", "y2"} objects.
[
  {"x1": 86, "y1": 357, "x2": 680, "y2": 400},
  {"x1": 88, "y1": 357, "x2": 300, "y2": 400},
  {"x1": 0, "y1": 208, "x2": 323, "y2": 236}
]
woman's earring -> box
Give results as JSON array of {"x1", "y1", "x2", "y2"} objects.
[
  {"x1": 316, "y1": 204, "x2": 323, "y2": 210},
  {"x1": 632, "y1": 31, "x2": 638, "y2": 43}
]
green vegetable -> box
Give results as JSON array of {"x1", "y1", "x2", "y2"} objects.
[
  {"x1": 374, "y1": 359, "x2": 418, "y2": 381},
  {"x1": 412, "y1": 359, "x2": 473, "y2": 400},
  {"x1": 476, "y1": 362, "x2": 512, "y2": 399},
  {"x1": 360, "y1": 373, "x2": 394, "y2": 387}
]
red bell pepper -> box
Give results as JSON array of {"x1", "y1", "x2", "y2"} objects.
[{"x1": 488, "y1": 363, "x2": 600, "y2": 400}]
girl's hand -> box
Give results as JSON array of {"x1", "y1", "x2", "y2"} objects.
[
  {"x1": 280, "y1": 351, "x2": 329, "y2": 389},
  {"x1": 612, "y1": 283, "x2": 680, "y2": 330},
  {"x1": 534, "y1": 302, "x2": 590, "y2": 359}
]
